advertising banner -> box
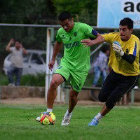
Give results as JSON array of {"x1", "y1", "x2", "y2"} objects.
[{"x1": 98, "y1": 0, "x2": 140, "y2": 28}]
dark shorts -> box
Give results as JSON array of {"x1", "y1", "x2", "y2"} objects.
[{"x1": 98, "y1": 70, "x2": 138, "y2": 109}]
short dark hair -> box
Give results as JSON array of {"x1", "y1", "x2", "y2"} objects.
[
  {"x1": 58, "y1": 11, "x2": 72, "y2": 21},
  {"x1": 119, "y1": 17, "x2": 133, "y2": 29},
  {"x1": 101, "y1": 45, "x2": 109, "y2": 53}
]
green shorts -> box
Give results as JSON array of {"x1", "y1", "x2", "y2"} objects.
[{"x1": 55, "y1": 65, "x2": 88, "y2": 92}]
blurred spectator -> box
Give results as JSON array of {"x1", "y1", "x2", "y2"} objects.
[
  {"x1": 93, "y1": 46, "x2": 110, "y2": 87},
  {"x1": 6, "y1": 38, "x2": 27, "y2": 86}
]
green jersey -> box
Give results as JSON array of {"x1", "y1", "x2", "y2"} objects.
[{"x1": 56, "y1": 22, "x2": 97, "y2": 72}]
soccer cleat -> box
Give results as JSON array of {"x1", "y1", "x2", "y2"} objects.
[
  {"x1": 36, "y1": 112, "x2": 48, "y2": 122},
  {"x1": 88, "y1": 118, "x2": 99, "y2": 126},
  {"x1": 36, "y1": 116, "x2": 41, "y2": 121},
  {"x1": 61, "y1": 110, "x2": 72, "y2": 126}
]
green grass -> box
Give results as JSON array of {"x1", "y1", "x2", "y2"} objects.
[{"x1": 0, "y1": 104, "x2": 140, "y2": 140}]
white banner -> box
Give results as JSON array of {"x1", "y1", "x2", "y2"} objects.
[{"x1": 98, "y1": 0, "x2": 140, "y2": 28}]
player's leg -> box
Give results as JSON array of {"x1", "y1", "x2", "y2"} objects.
[
  {"x1": 68, "y1": 89, "x2": 79, "y2": 113},
  {"x1": 91, "y1": 83, "x2": 129, "y2": 126},
  {"x1": 98, "y1": 70, "x2": 117, "y2": 102},
  {"x1": 36, "y1": 64, "x2": 70, "y2": 122},
  {"x1": 97, "y1": 77, "x2": 136, "y2": 120},
  {"x1": 61, "y1": 71, "x2": 88, "y2": 126},
  {"x1": 46, "y1": 64, "x2": 70, "y2": 111},
  {"x1": 89, "y1": 70, "x2": 119, "y2": 126},
  {"x1": 61, "y1": 88, "x2": 79, "y2": 126},
  {"x1": 89, "y1": 72, "x2": 138, "y2": 126},
  {"x1": 36, "y1": 74, "x2": 65, "y2": 121},
  {"x1": 47, "y1": 74, "x2": 65, "y2": 109},
  {"x1": 103, "y1": 75, "x2": 137, "y2": 114}
]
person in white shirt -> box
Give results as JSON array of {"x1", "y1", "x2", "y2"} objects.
[{"x1": 6, "y1": 38, "x2": 27, "y2": 86}]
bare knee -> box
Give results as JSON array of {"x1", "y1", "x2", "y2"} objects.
[
  {"x1": 50, "y1": 79, "x2": 59, "y2": 89},
  {"x1": 50, "y1": 74, "x2": 64, "y2": 89}
]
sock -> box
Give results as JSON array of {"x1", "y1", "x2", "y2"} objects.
[
  {"x1": 95, "y1": 113, "x2": 103, "y2": 121},
  {"x1": 66, "y1": 110, "x2": 72, "y2": 116},
  {"x1": 47, "y1": 108, "x2": 52, "y2": 113}
]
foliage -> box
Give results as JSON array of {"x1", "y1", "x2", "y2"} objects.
[
  {"x1": 0, "y1": 0, "x2": 56, "y2": 24},
  {"x1": 20, "y1": 74, "x2": 45, "y2": 86},
  {"x1": 0, "y1": 72, "x2": 9, "y2": 85},
  {"x1": 0, "y1": 0, "x2": 97, "y2": 25},
  {"x1": 0, "y1": 72, "x2": 45, "y2": 86},
  {"x1": 0, "y1": 104, "x2": 140, "y2": 140},
  {"x1": 53, "y1": 0, "x2": 97, "y2": 25}
]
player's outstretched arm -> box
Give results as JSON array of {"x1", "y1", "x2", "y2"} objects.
[
  {"x1": 81, "y1": 34, "x2": 104, "y2": 46},
  {"x1": 48, "y1": 41, "x2": 62, "y2": 70}
]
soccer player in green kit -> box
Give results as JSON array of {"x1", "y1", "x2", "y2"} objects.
[{"x1": 36, "y1": 11, "x2": 102, "y2": 126}]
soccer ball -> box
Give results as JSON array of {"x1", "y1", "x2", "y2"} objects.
[
  {"x1": 40, "y1": 112, "x2": 56, "y2": 125},
  {"x1": 42, "y1": 117, "x2": 50, "y2": 125}
]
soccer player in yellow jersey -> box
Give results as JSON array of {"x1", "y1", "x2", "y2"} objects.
[{"x1": 82, "y1": 17, "x2": 140, "y2": 126}]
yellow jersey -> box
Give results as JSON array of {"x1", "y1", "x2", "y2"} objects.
[{"x1": 102, "y1": 32, "x2": 140, "y2": 76}]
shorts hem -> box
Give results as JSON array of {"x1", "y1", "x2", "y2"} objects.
[
  {"x1": 71, "y1": 86, "x2": 81, "y2": 93},
  {"x1": 54, "y1": 72, "x2": 67, "y2": 81}
]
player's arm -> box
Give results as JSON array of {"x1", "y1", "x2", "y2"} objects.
[
  {"x1": 121, "y1": 41, "x2": 137, "y2": 64},
  {"x1": 81, "y1": 33, "x2": 104, "y2": 46},
  {"x1": 51, "y1": 41, "x2": 62, "y2": 61},
  {"x1": 81, "y1": 24, "x2": 105, "y2": 46},
  {"x1": 6, "y1": 38, "x2": 14, "y2": 52},
  {"x1": 49, "y1": 41, "x2": 63, "y2": 70},
  {"x1": 122, "y1": 41, "x2": 138, "y2": 64},
  {"x1": 122, "y1": 54, "x2": 135, "y2": 64}
]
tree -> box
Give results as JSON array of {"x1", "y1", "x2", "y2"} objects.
[
  {"x1": 53, "y1": 0, "x2": 97, "y2": 25},
  {"x1": 0, "y1": 0, "x2": 56, "y2": 24}
]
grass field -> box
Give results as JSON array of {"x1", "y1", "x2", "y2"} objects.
[{"x1": 0, "y1": 104, "x2": 140, "y2": 140}]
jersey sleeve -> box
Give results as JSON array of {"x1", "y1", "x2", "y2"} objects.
[
  {"x1": 82, "y1": 23, "x2": 98, "y2": 39},
  {"x1": 129, "y1": 40, "x2": 139, "y2": 56},
  {"x1": 101, "y1": 33, "x2": 116, "y2": 43},
  {"x1": 56, "y1": 29, "x2": 62, "y2": 43}
]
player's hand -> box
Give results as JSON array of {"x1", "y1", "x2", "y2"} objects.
[
  {"x1": 48, "y1": 60, "x2": 55, "y2": 70},
  {"x1": 81, "y1": 39, "x2": 94, "y2": 46},
  {"x1": 112, "y1": 41, "x2": 124, "y2": 56},
  {"x1": 9, "y1": 38, "x2": 15, "y2": 44}
]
